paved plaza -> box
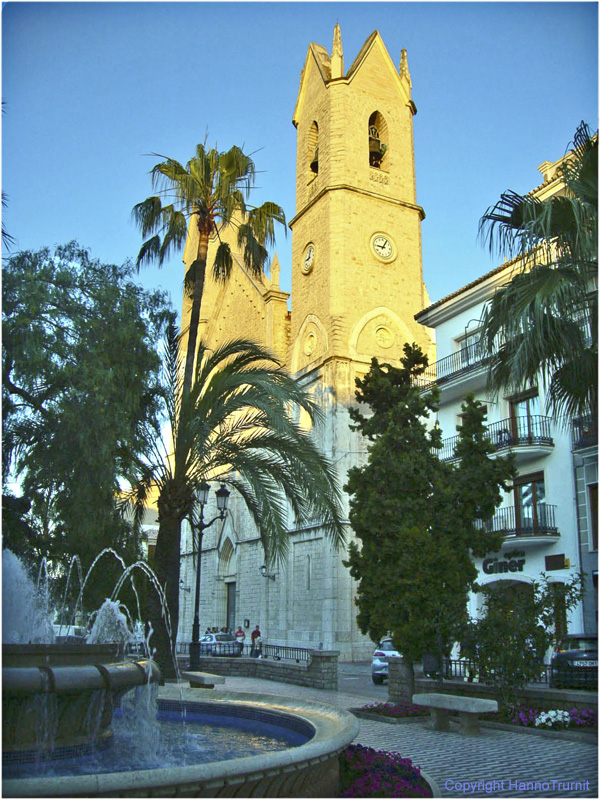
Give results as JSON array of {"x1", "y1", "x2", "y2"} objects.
[{"x1": 168, "y1": 664, "x2": 598, "y2": 798}]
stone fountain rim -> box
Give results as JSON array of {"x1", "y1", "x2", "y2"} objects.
[{"x1": 3, "y1": 686, "x2": 360, "y2": 798}]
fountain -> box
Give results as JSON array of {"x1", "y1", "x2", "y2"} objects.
[
  {"x1": 2, "y1": 550, "x2": 359, "y2": 797},
  {"x1": 2, "y1": 551, "x2": 161, "y2": 760}
]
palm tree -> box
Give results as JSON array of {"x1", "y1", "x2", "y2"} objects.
[
  {"x1": 123, "y1": 320, "x2": 346, "y2": 674},
  {"x1": 132, "y1": 142, "x2": 286, "y2": 405},
  {"x1": 478, "y1": 122, "x2": 597, "y2": 421}
]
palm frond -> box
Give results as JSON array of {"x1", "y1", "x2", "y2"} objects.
[
  {"x1": 236, "y1": 224, "x2": 268, "y2": 275},
  {"x1": 129, "y1": 334, "x2": 346, "y2": 559},
  {"x1": 131, "y1": 196, "x2": 164, "y2": 237},
  {"x1": 246, "y1": 202, "x2": 287, "y2": 248},
  {"x1": 212, "y1": 242, "x2": 233, "y2": 282}
]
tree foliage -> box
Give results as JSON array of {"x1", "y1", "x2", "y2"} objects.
[
  {"x1": 123, "y1": 322, "x2": 346, "y2": 674},
  {"x1": 478, "y1": 122, "x2": 597, "y2": 420},
  {"x1": 2, "y1": 242, "x2": 171, "y2": 609},
  {"x1": 344, "y1": 344, "x2": 514, "y2": 666},
  {"x1": 132, "y1": 141, "x2": 286, "y2": 405},
  {"x1": 467, "y1": 574, "x2": 583, "y2": 706},
  {"x1": 131, "y1": 141, "x2": 288, "y2": 671}
]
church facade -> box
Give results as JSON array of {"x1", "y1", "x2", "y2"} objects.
[{"x1": 175, "y1": 27, "x2": 435, "y2": 660}]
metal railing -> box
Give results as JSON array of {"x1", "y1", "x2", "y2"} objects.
[
  {"x1": 261, "y1": 644, "x2": 312, "y2": 663},
  {"x1": 437, "y1": 415, "x2": 553, "y2": 462},
  {"x1": 414, "y1": 340, "x2": 491, "y2": 391},
  {"x1": 477, "y1": 504, "x2": 558, "y2": 539},
  {"x1": 572, "y1": 415, "x2": 598, "y2": 450},
  {"x1": 442, "y1": 659, "x2": 597, "y2": 689},
  {"x1": 176, "y1": 641, "x2": 312, "y2": 662}
]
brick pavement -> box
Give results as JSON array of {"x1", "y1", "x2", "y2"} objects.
[{"x1": 197, "y1": 672, "x2": 598, "y2": 798}]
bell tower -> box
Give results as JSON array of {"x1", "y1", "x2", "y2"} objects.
[{"x1": 289, "y1": 26, "x2": 433, "y2": 398}]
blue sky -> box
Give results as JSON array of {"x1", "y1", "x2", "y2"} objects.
[{"x1": 3, "y1": 2, "x2": 598, "y2": 315}]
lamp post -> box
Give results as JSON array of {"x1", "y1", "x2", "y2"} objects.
[{"x1": 188, "y1": 481, "x2": 230, "y2": 670}]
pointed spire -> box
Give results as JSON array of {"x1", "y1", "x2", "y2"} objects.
[
  {"x1": 270, "y1": 253, "x2": 281, "y2": 289},
  {"x1": 331, "y1": 23, "x2": 344, "y2": 79},
  {"x1": 399, "y1": 48, "x2": 412, "y2": 89}
]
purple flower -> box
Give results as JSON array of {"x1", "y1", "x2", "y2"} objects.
[{"x1": 340, "y1": 743, "x2": 432, "y2": 798}]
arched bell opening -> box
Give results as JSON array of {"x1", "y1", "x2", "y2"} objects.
[{"x1": 368, "y1": 111, "x2": 388, "y2": 169}]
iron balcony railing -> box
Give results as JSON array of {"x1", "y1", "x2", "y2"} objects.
[
  {"x1": 414, "y1": 339, "x2": 491, "y2": 390},
  {"x1": 437, "y1": 415, "x2": 553, "y2": 461},
  {"x1": 477, "y1": 504, "x2": 559, "y2": 539},
  {"x1": 572, "y1": 415, "x2": 598, "y2": 450}
]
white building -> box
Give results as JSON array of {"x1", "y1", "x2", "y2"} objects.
[{"x1": 415, "y1": 156, "x2": 597, "y2": 637}]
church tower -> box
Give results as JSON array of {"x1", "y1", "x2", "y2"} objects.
[
  {"x1": 289, "y1": 26, "x2": 433, "y2": 395},
  {"x1": 175, "y1": 27, "x2": 435, "y2": 662}
]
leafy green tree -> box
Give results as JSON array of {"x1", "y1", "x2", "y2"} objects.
[
  {"x1": 468, "y1": 574, "x2": 583, "y2": 706},
  {"x1": 124, "y1": 321, "x2": 345, "y2": 675},
  {"x1": 132, "y1": 142, "x2": 286, "y2": 406},
  {"x1": 344, "y1": 344, "x2": 514, "y2": 680},
  {"x1": 478, "y1": 122, "x2": 597, "y2": 420},
  {"x1": 2, "y1": 242, "x2": 171, "y2": 610}
]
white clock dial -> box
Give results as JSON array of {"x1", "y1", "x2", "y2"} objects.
[
  {"x1": 373, "y1": 235, "x2": 393, "y2": 259},
  {"x1": 303, "y1": 245, "x2": 315, "y2": 273}
]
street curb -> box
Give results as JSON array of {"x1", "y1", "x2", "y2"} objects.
[
  {"x1": 479, "y1": 719, "x2": 598, "y2": 744},
  {"x1": 420, "y1": 768, "x2": 441, "y2": 798}
]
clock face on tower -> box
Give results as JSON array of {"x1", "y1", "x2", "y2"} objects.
[
  {"x1": 371, "y1": 234, "x2": 395, "y2": 261},
  {"x1": 302, "y1": 243, "x2": 315, "y2": 274}
]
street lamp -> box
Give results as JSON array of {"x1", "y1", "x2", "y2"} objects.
[
  {"x1": 188, "y1": 482, "x2": 230, "y2": 670},
  {"x1": 260, "y1": 564, "x2": 276, "y2": 581}
]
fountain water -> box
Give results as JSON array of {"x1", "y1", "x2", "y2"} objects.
[
  {"x1": 2, "y1": 550, "x2": 359, "y2": 797},
  {"x1": 2, "y1": 550, "x2": 160, "y2": 761}
]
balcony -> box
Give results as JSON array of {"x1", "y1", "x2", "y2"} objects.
[
  {"x1": 437, "y1": 415, "x2": 554, "y2": 463},
  {"x1": 415, "y1": 340, "x2": 492, "y2": 399},
  {"x1": 477, "y1": 504, "x2": 560, "y2": 546},
  {"x1": 572, "y1": 415, "x2": 597, "y2": 450}
]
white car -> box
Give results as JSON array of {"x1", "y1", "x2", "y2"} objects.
[
  {"x1": 198, "y1": 633, "x2": 243, "y2": 657},
  {"x1": 371, "y1": 637, "x2": 401, "y2": 684}
]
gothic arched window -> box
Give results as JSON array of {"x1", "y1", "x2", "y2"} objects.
[
  {"x1": 368, "y1": 111, "x2": 388, "y2": 169},
  {"x1": 308, "y1": 121, "x2": 319, "y2": 175}
]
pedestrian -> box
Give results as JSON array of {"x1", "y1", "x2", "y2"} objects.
[
  {"x1": 235, "y1": 625, "x2": 245, "y2": 643},
  {"x1": 251, "y1": 624, "x2": 261, "y2": 658}
]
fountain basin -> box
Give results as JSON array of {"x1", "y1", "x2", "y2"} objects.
[
  {"x1": 2, "y1": 644, "x2": 160, "y2": 755},
  {"x1": 4, "y1": 686, "x2": 360, "y2": 798}
]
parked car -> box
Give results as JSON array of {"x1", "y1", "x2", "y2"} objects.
[
  {"x1": 550, "y1": 635, "x2": 598, "y2": 689},
  {"x1": 198, "y1": 633, "x2": 243, "y2": 657},
  {"x1": 371, "y1": 637, "x2": 401, "y2": 684}
]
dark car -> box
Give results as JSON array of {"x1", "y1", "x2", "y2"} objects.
[
  {"x1": 198, "y1": 633, "x2": 243, "y2": 657},
  {"x1": 550, "y1": 635, "x2": 598, "y2": 689}
]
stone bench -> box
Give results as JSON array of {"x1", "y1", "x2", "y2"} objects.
[
  {"x1": 180, "y1": 670, "x2": 225, "y2": 689},
  {"x1": 412, "y1": 692, "x2": 498, "y2": 735}
]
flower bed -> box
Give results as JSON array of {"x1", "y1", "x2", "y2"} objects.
[
  {"x1": 339, "y1": 744, "x2": 432, "y2": 798},
  {"x1": 358, "y1": 700, "x2": 596, "y2": 731},
  {"x1": 497, "y1": 704, "x2": 597, "y2": 730}
]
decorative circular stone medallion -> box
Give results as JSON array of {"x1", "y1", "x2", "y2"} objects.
[
  {"x1": 375, "y1": 326, "x2": 393, "y2": 348},
  {"x1": 303, "y1": 331, "x2": 317, "y2": 355}
]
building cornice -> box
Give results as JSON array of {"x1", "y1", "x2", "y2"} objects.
[
  {"x1": 289, "y1": 184, "x2": 424, "y2": 229},
  {"x1": 415, "y1": 260, "x2": 519, "y2": 327}
]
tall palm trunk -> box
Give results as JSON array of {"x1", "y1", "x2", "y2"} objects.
[
  {"x1": 181, "y1": 222, "x2": 210, "y2": 404},
  {"x1": 152, "y1": 481, "x2": 193, "y2": 678},
  {"x1": 155, "y1": 224, "x2": 211, "y2": 675}
]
